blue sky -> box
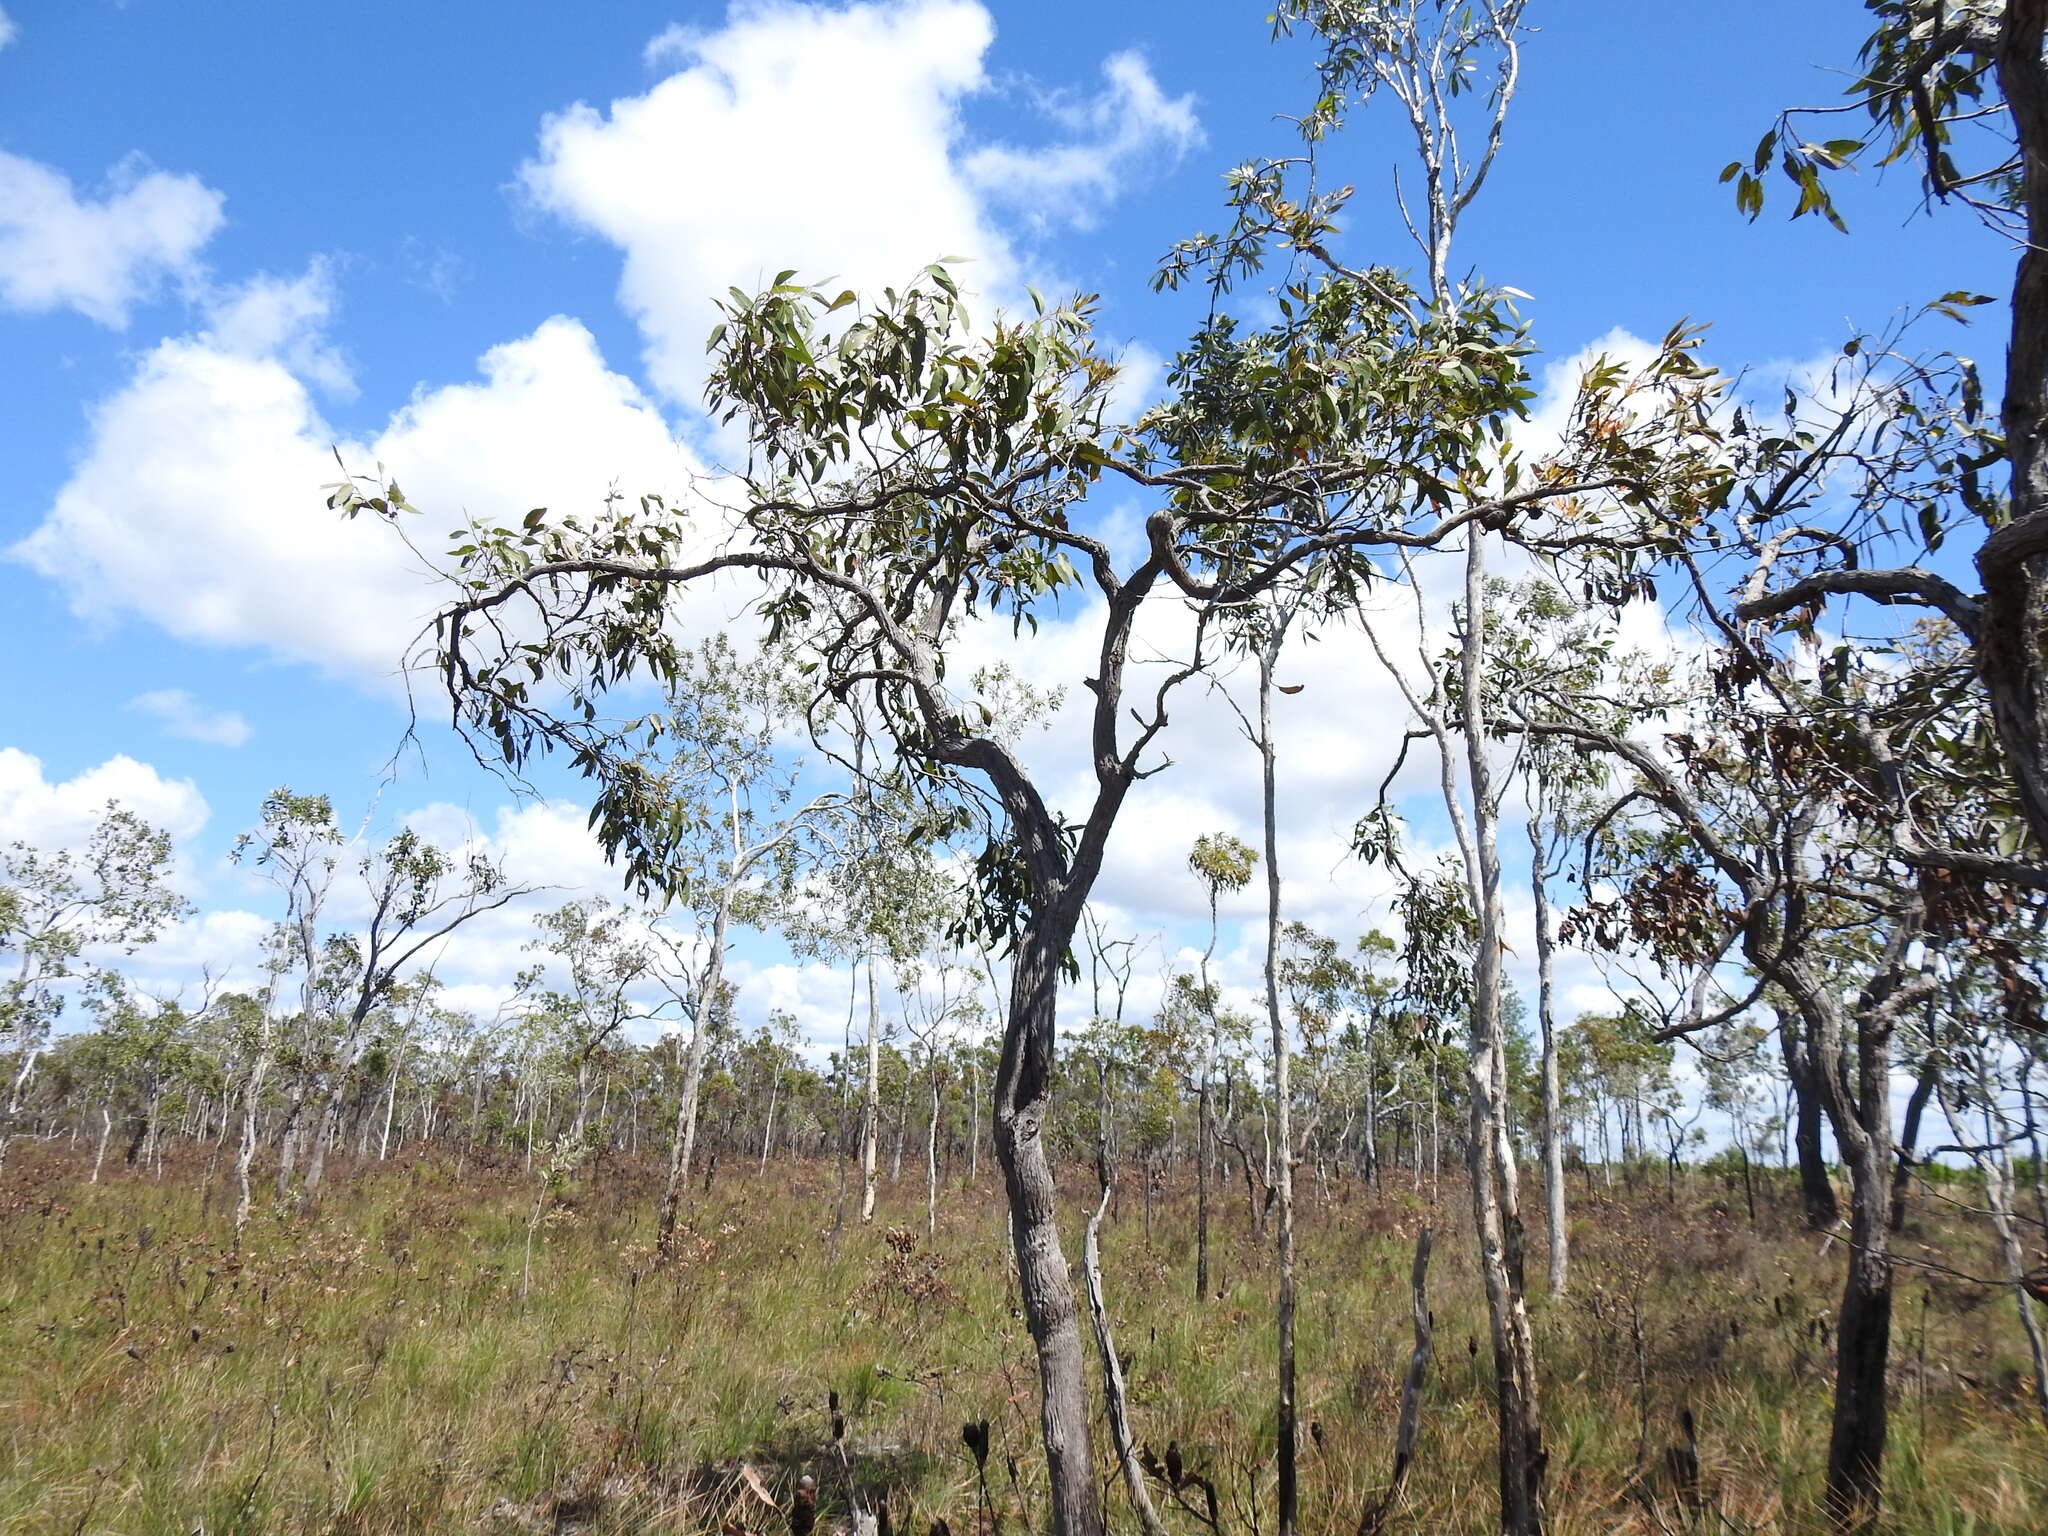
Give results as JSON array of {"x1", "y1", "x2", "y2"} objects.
[{"x1": 0, "y1": 0, "x2": 2005, "y2": 1049}]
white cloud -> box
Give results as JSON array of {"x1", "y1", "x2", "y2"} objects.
[
  {"x1": 122, "y1": 907, "x2": 272, "y2": 1002},
  {"x1": 129, "y1": 689, "x2": 253, "y2": 748},
  {"x1": 203, "y1": 261, "x2": 354, "y2": 395},
  {"x1": 12, "y1": 270, "x2": 697, "y2": 683},
  {"x1": 0, "y1": 8, "x2": 17, "y2": 52},
  {"x1": 405, "y1": 798, "x2": 619, "y2": 895},
  {"x1": 13, "y1": 2, "x2": 1197, "y2": 690},
  {"x1": 0, "y1": 747, "x2": 210, "y2": 850},
  {"x1": 525, "y1": 0, "x2": 1006, "y2": 404},
  {"x1": 522, "y1": 0, "x2": 1197, "y2": 404},
  {"x1": 0, "y1": 149, "x2": 224, "y2": 326},
  {"x1": 964, "y1": 50, "x2": 1201, "y2": 228}
]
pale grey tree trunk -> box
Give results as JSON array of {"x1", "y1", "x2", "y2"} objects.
[
  {"x1": 1255, "y1": 628, "x2": 1300, "y2": 1536},
  {"x1": 995, "y1": 924, "x2": 1103, "y2": 1536},
  {"x1": 659, "y1": 897, "x2": 730, "y2": 1254},
  {"x1": 925, "y1": 1049, "x2": 941, "y2": 1239},
  {"x1": 91, "y1": 1103, "x2": 113, "y2": 1184},
  {"x1": 861, "y1": 954, "x2": 881, "y2": 1223},
  {"x1": 1528, "y1": 818, "x2": 1568, "y2": 1296},
  {"x1": 379, "y1": 1047, "x2": 401, "y2": 1160},
  {"x1": 232, "y1": 1019, "x2": 273, "y2": 1242},
  {"x1": 891, "y1": 1042, "x2": 913, "y2": 1182},
  {"x1": 1461, "y1": 528, "x2": 1545, "y2": 1535},
  {"x1": 1944, "y1": 1063, "x2": 2048, "y2": 1431},
  {"x1": 966, "y1": 1053, "x2": 980, "y2": 1186}
]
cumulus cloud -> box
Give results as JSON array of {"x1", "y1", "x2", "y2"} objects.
[
  {"x1": 0, "y1": 747, "x2": 210, "y2": 850},
  {"x1": 524, "y1": 0, "x2": 1006, "y2": 404},
  {"x1": 128, "y1": 689, "x2": 253, "y2": 748},
  {"x1": 0, "y1": 149, "x2": 224, "y2": 326},
  {"x1": 522, "y1": 0, "x2": 1198, "y2": 404},
  {"x1": 11, "y1": 270, "x2": 697, "y2": 683},
  {"x1": 202, "y1": 261, "x2": 354, "y2": 394},
  {"x1": 14, "y1": 2, "x2": 1197, "y2": 693},
  {"x1": 0, "y1": 8, "x2": 16, "y2": 52}
]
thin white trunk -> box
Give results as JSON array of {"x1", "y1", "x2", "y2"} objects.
[
  {"x1": 1529, "y1": 817, "x2": 1568, "y2": 1296},
  {"x1": 1256, "y1": 631, "x2": 1299, "y2": 1536},
  {"x1": 861, "y1": 954, "x2": 881, "y2": 1223}
]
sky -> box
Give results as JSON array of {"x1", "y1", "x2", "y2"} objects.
[{"x1": 0, "y1": 0, "x2": 2009, "y2": 1066}]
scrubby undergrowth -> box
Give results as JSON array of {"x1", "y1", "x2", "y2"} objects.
[{"x1": 0, "y1": 1146, "x2": 2040, "y2": 1535}]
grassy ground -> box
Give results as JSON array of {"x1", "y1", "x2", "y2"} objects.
[{"x1": 0, "y1": 1144, "x2": 2041, "y2": 1535}]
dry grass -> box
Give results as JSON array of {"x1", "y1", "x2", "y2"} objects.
[{"x1": 0, "y1": 1145, "x2": 2041, "y2": 1534}]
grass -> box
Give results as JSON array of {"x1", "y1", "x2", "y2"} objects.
[{"x1": 0, "y1": 1143, "x2": 2041, "y2": 1534}]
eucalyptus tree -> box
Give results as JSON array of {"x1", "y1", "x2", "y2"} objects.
[
  {"x1": 1505, "y1": 628, "x2": 2030, "y2": 1523},
  {"x1": 1203, "y1": 590, "x2": 1317, "y2": 1536},
  {"x1": 785, "y1": 770, "x2": 953, "y2": 1226},
  {"x1": 295, "y1": 827, "x2": 524, "y2": 1207},
  {"x1": 628, "y1": 636, "x2": 850, "y2": 1250},
  {"x1": 528, "y1": 898, "x2": 651, "y2": 1151},
  {"x1": 70, "y1": 984, "x2": 207, "y2": 1177},
  {"x1": 902, "y1": 958, "x2": 984, "y2": 1237},
  {"x1": 1273, "y1": 922, "x2": 1355, "y2": 1205},
  {"x1": 1337, "y1": 929, "x2": 1399, "y2": 1183},
  {"x1": 1932, "y1": 1014, "x2": 2048, "y2": 1430},
  {"x1": 232, "y1": 789, "x2": 352, "y2": 1215},
  {"x1": 340, "y1": 25, "x2": 1718, "y2": 1536},
  {"x1": 1727, "y1": 1, "x2": 2048, "y2": 865},
  {"x1": 1488, "y1": 577, "x2": 1620, "y2": 1292},
  {"x1": 1508, "y1": 256, "x2": 2048, "y2": 1519},
  {"x1": 1261, "y1": 3, "x2": 1709, "y2": 1520},
  {"x1": 1186, "y1": 831, "x2": 1255, "y2": 1300},
  {"x1": 1, "y1": 803, "x2": 188, "y2": 1170},
  {"x1": 1696, "y1": 1019, "x2": 1777, "y2": 1220}
]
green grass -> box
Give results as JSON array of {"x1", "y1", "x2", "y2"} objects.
[{"x1": 0, "y1": 1145, "x2": 2041, "y2": 1534}]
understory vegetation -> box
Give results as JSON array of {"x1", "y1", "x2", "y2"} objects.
[{"x1": 1, "y1": 1148, "x2": 2041, "y2": 1536}]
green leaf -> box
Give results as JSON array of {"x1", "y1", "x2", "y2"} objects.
[{"x1": 1919, "y1": 501, "x2": 1944, "y2": 552}]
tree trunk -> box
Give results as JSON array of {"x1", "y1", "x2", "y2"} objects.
[
  {"x1": 1528, "y1": 821, "x2": 1568, "y2": 1297},
  {"x1": 273, "y1": 1080, "x2": 310, "y2": 1202},
  {"x1": 926, "y1": 1051, "x2": 941, "y2": 1240},
  {"x1": 1461, "y1": 528, "x2": 1545, "y2": 1536},
  {"x1": 233, "y1": 1023, "x2": 274, "y2": 1242},
  {"x1": 1779, "y1": 1011, "x2": 1839, "y2": 1229},
  {"x1": 1255, "y1": 632, "x2": 1300, "y2": 1536},
  {"x1": 1196, "y1": 1064, "x2": 1214, "y2": 1299},
  {"x1": 379, "y1": 1047, "x2": 401, "y2": 1160},
  {"x1": 1824, "y1": 1140, "x2": 1894, "y2": 1528},
  {"x1": 91, "y1": 1103, "x2": 113, "y2": 1183},
  {"x1": 861, "y1": 954, "x2": 881, "y2": 1224},
  {"x1": 300, "y1": 1073, "x2": 350, "y2": 1208},
  {"x1": 891, "y1": 1040, "x2": 913, "y2": 1182},
  {"x1": 659, "y1": 900, "x2": 730, "y2": 1255},
  {"x1": 1889, "y1": 1041, "x2": 1941, "y2": 1233},
  {"x1": 994, "y1": 923, "x2": 1103, "y2": 1536}
]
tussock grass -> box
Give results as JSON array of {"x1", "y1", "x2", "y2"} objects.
[{"x1": 0, "y1": 1146, "x2": 2041, "y2": 1534}]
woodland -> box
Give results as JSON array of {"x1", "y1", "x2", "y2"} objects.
[{"x1": 6, "y1": 2, "x2": 2048, "y2": 1533}]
